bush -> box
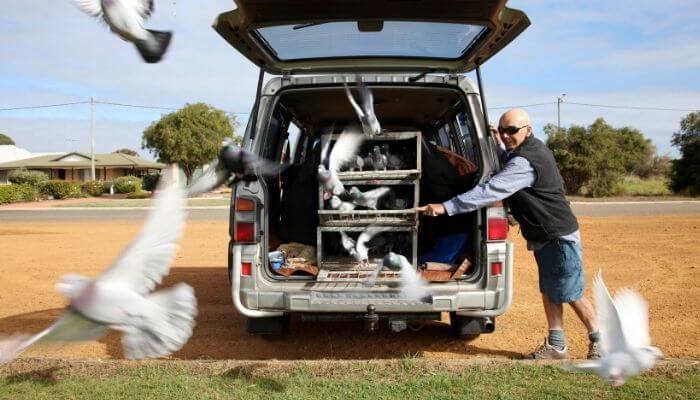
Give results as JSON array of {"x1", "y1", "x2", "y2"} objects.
[
  {"x1": 8, "y1": 168, "x2": 49, "y2": 188},
  {"x1": 126, "y1": 191, "x2": 152, "y2": 199},
  {"x1": 102, "y1": 181, "x2": 114, "y2": 193},
  {"x1": 141, "y1": 173, "x2": 161, "y2": 192},
  {"x1": 670, "y1": 112, "x2": 700, "y2": 196},
  {"x1": 113, "y1": 175, "x2": 142, "y2": 194},
  {"x1": 0, "y1": 184, "x2": 40, "y2": 204},
  {"x1": 82, "y1": 180, "x2": 104, "y2": 197},
  {"x1": 39, "y1": 180, "x2": 83, "y2": 200}
]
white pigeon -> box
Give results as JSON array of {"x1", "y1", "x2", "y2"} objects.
[
  {"x1": 348, "y1": 186, "x2": 391, "y2": 209},
  {"x1": 355, "y1": 226, "x2": 390, "y2": 267},
  {"x1": 72, "y1": 0, "x2": 172, "y2": 63},
  {"x1": 329, "y1": 195, "x2": 355, "y2": 212},
  {"x1": 188, "y1": 140, "x2": 285, "y2": 197},
  {"x1": 344, "y1": 78, "x2": 381, "y2": 136},
  {"x1": 568, "y1": 271, "x2": 663, "y2": 387},
  {"x1": 364, "y1": 253, "x2": 431, "y2": 302},
  {"x1": 0, "y1": 169, "x2": 197, "y2": 364},
  {"x1": 339, "y1": 232, "x2": 359, "y2": 260},
  {"x1": 318, "y1": 125, "x2": 365, "y2": 198}
]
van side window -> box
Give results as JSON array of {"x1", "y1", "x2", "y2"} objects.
[
  {"x1": 436, "y1": 124, "x2": 452, "y2": 149},
  {"x1": 286, "y1": 122, "x2": 302, "y2": 163},
  {"x1": 457, "y1": 109, "x2": 478, "y2": 163}
]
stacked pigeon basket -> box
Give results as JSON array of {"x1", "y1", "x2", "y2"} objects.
[{"x1": 316, "y1": 131, "x2": 422, "y2": 281}]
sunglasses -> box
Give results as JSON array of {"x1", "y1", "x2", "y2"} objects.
[{"x1": 498, "y1": 125, "x2": 530, "y2": 135}]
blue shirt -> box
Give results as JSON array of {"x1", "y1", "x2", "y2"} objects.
[{"x1": 441, "y1": 149, "x2": 580, "y2": 251}]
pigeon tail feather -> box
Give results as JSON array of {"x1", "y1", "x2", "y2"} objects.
[
  {"x1": 121, "y1": 283, "x2": 197, "y2": 359},
  {"x1": 135, "y1": 30, "x2": 172, "y2": 63}
]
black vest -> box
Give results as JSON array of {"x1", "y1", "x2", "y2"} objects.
[{"x1": 507, "y1": 135, "x2": 579, "y2": 242}]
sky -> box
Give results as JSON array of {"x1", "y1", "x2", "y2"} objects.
[{"x1": 1, "y1": 0, "x2": 698, "y2": 159}]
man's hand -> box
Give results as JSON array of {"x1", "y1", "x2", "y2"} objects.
[
  {"x1": 489, "y1": 123, "x2": 502, "y2": 146},
  {"x1": 415, "y1": 203, "x2": 446, "y2": 217}
]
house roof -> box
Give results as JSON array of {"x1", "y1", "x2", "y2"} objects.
[{"x1": 0, "y1": 152, "x2": 166, "y2": 169}]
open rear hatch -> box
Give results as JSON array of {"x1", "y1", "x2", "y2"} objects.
[{"x1": 214, "y1": 0, "x2": 530, "y2": 74}]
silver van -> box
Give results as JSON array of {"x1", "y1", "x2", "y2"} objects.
[{"x1": 214, "y1": 0, "x2": 530, "y2": 337}]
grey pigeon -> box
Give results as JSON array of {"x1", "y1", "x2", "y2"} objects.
[
  {"x1": 344, "y1": 78, "x2": 381, "y2": 136},
  {"x1": 329, "y1": 195, "x2": 356, "y2": 212},
  {"x1": 348, "y1": 186, "x2": 392, "y2": 210},
  {"x1": 188, "y1": 140, "x2": 285, "y2": 197},
  {"x1": 382, "y1": 144, "x2": 405, "y2": 170},
  {"x1": 0, "y1": 170, "x2": 197, "y2": 364},
  {"x1": 72, "y1": 0, "x2": 172, "y2": 63},
  {"x1": 370, "y1": 145, "x2": 388, "y2": 171},
  {"x1": 568, "y1": 271, "x2": 663, "y2": 387}
]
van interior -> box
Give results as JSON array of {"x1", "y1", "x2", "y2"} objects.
[{"x1": 257, "y1": 85, "x2": 484, "y2": 282}]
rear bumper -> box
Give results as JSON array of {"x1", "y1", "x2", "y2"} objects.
[{"x1": 231, "y1": 242, "x2": 514, "y2": 317}]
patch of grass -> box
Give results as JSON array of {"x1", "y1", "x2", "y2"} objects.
[
  {"x1": 1, "y1": 364, "x2": 697, "y2": 400},
  {"x1": 618, "y1": 177, "x2": 672, "y2": 196},
  {"x1": 56, "y1": 198, "x2": 230, "y2": 208}
]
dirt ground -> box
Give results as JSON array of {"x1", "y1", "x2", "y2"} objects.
[{"x1": 0, "y1": 215, "x2": 698, "y2": 361}]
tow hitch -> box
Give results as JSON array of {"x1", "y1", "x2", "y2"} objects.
[{"x1": 364, "y1": 304, "x2": 379, "y2": 331}]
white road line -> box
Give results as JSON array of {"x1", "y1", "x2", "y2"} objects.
[
  {"x1": 571, "y1": 201, "x2": 700, "y2": 205},
  {"x1": 0, "y1": 206, "x2": 229, "y2": 211}
]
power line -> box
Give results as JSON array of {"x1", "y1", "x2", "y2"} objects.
[
  {"x1": 488, "y1": 102, "x2": 557, "y2": 110},
  {"x1": 564, "y1": 101, "x2": 698, "y2": 112},
  {"x1": 0, "y1": 101, "x2": 90, "y2": 111}
]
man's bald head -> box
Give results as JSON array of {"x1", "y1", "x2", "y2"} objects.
[{"x1": 498, "y1": 108, "x2": 532, "y2": 150}]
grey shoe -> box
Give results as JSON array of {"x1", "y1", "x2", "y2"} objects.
[
  {"x1": 587, "y1": 341, "x2": 601, "y2": 360},
  {"x1": 525, "y1": 338, "x2": 570, "y2": 360}
]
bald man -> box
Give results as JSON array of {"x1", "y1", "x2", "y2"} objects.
[{"x1": 417, "y1": 109, "x2": 600, "y2": 360}]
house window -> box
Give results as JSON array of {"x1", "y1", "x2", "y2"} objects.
[{"x1": 58, "y1": 169, "x2": 66, "y2": 180}]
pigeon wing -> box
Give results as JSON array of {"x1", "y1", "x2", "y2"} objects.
[
  {"x1": 344, "y1": 84, "x2": 365, "y2": 118},
  {"x1": 187, "y1": 159, "x2": 229, "y2": 197},
  {"x1": 98, "y1": 169, "x2": 187, "y2": 295},
  {"x1": 329, "y1": 126, "x2": 365, "y2": 172},
  {"x1": 130, "y1": 0, "x2": 155, "y2": 20},
  {"x1": 593, "y1": 271, "x2": 630, "y2": 355},
  {"x1": 246, "y1": 154, "x2": 287, "y2": 176},
  {"x1": 358, "y1": 81, "x2": 375, "y2": 115},
  {"x1": 614, "y1": 288, "x2": 651, "y2": 349},
  {"x1": 398, "y1": 255, "x2": 430, "y2": 301},
  {"x1": 72, "y1": 0, "x2": 103, "y2": 17}
]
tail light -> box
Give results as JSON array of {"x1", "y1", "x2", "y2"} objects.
[
  {"x1": 233, "y1": 195, "x2": 258, "y2": 243},
  {"x1": 241, "y1": 262, "x2": 252, "y2": 276},
  {"x1": 487, "y1": 203, "x2": 508, "y2": 241},
  {"x1": 490, "y1": 261, "x2": 503, "y2": 276}
]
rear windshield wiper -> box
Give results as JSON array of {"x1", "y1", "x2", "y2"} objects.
[
  {"x1": 292, "y1": 22, "x2": 328, "y2": 30},
  {"x1": 408, "y1": 69, "x2": 438, "y2": 82}
]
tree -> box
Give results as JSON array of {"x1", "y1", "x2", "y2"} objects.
[
  {"x1": 113, "y1": 148, "x2": 139, "y2": 156},
  {"x1": 613, "y1": 126, "x2": 655, "y2": 177},
  {"x1": 670, "y1": 112, "x2": 700, "y2": 195},
  {"x1": 142, "y1": 103, "x2": 237, "y2": 183},
  {"x1": 546, "y1": 118, "x2": 627, "y2": 197},
  {"x1": 0, "y1": 133, "x2": 15, "y2": 145}
]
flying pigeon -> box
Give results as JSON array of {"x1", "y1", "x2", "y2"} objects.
[
  {"x1": 348, "y1": 186, "x2": 392, "y2": 210},
  {"x1": 344, "y1": 78, "x2": 381, "y2": 136},
  {"x1": 568, "y1": 271, "x2": 663, "y2": 387},
  {"x1": 329, "y1": 195, "x2": 356, "y2": 212},
  {"x1": 72, "y1": 0, "x2": 172, "y2": 63},
  {"x1": 318, "y1": 125, "x2": 365, "y2": 199},
  {"x1": 354, "y1": 226, "x2": 391, "y2": 268},
  {"x1": 339, "y1": 232, "x2": 359, "y2": 260},
  {"x1": 187, "y1": 140, "x2": 285, "y2": 197},
  {"x1": 0, "y1": 170, "x2": 197, "y2": 364},
  {"x1": 365, "y1": 253, "x2": 431, "y2": 302}
]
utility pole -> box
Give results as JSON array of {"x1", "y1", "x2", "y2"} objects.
[
  {"x1": 557, "y1": 93, "x2": 566, "y2": 132},
  {"x1": 90, "y1": 97, "x2": 96, "y2": 180}
]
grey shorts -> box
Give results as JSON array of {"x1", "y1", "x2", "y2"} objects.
[{"x1": 533, "y1": 239, "x2": 585, "y2": 303}]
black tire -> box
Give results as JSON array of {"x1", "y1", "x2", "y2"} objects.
[{"x1": 246, "y1": 314, "x2": 291, "y2": 339}]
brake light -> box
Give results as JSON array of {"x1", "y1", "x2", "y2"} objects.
[
  {"x1": 235, "y1": 221, "x2": 255, "y2": 242},
  {"x1": 241, "y1": 262, "x2": 252, "y2": 276},
  {"x1": 491, "y1": 261, "x2": 503, "y2": 276},
  {"x1": 236, "y1": 198, "x2": 256, "y2": 212},
  {"x1": 487, "y1": 203, "x2": 508, "y2": 241}
]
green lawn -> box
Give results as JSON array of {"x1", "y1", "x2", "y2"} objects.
[
  {"x1": 1, "y1": 362, "x2": 697, "y2": 400},
  {"x1": 57, "y1": 198, "x2": 230, "y2": 208},
  {"x1": 618, "y1": 177, "x2": 672, "y2": 196}
]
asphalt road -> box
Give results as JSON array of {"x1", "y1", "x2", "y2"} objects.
[{"x1": 0, "y1": 201, "x2": 698, "y2": 222}]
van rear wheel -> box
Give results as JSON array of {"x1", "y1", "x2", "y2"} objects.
[{"x1": 246, "y1": 314, "x2": 290, "y2": 339}]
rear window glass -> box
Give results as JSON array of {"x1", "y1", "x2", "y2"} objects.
[{"x1": 255, "y1": 21, "x2": 487, "y2": 61}]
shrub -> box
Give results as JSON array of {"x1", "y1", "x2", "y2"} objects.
[
  {"x1": 8, "y1": 168, "x2": 49, "y2": 188},
  {"x1": 0, "y1": 184, "x2": 40, "y2": 204},
  {"x1": 82, "y1": 180, "x2": 104, "y2": 197},
  {"x1": 102, "y1": 181, "x2": 114, "y2": 193},
  {"x1": 126, "y1": 191, "x2": 152, "y2": 199},
  {"x1": 141, "y1": 173, "x2": 161, "y2": 192},
  {"x1": 670, "y1": 112, "x2": 700, "y2": 196},
  {"x1": 113, "y1": 175, "x2": 142, "y2": 194},
  {"x1": 39, "y1": 180, "x2": 83, "y2": 200}
]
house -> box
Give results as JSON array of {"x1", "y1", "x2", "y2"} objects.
[{"x1": 0, "y1": 151, "x2": 165, "y2": 183}]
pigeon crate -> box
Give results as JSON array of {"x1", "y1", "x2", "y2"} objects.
[{"x1": 316, "y1": 226, "x2": 418, "y2": 271}]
